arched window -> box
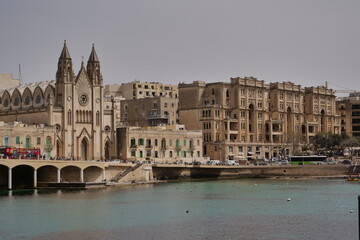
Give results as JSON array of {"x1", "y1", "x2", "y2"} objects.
[
  {"x1": 35, "y1": 95, "x2": 41, "y2": 104},
  {"x1": 46, "y1": 136, "x2": 52, "y2": 147},
  {"x1": 24, "y1": 96, "x2": 30, "y2": 105},
  {"x1": 68, "y1": 110, "x2": 72, "y2": 125},
  {"x1": 161, "y1": 138, "x2": 166, "y2": 149},
  {"x1": 13, "y1": 97, "x2": 20, "y2": 106},
  {"x1": 96, "y1": 111, "x2": 100, "y2": 126},
  {"x1": 3, "y1": 99, "x2": 9, "y2": 107}
]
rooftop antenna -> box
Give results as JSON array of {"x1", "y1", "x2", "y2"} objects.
[{"x1": 18, "y1": 64, "x2": 23, "y2": 85}]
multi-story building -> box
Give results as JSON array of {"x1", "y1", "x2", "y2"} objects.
[
  {"x1": 0, "y1": 41, "x2": 120, "y2": 160},
  {"x1": 0, "y1": 121, "x2": 57, "y2": 158},
  {"x1": 337, "y1": 92, "x2": 360, "y2": 137},
  {"x1": 105, "y1": 81, "x2": 178, "y2": 100},
  {"x1": 178, "y1": 77, "x2": 341, "y2": 161},
  {"x1": 120, "y1": 96, "x2": 178, "y2": 127},
  {"x1": 0, "y1": 73, "x2": 20, "y2": 90},
  {"x1": 116, "y1": 125, "x2": 204, "y2": 163},
  {"x1": 105, "y1": 81, "x2": 179, "y2": 127}
]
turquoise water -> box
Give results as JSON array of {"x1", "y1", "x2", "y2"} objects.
[{"x1": 0, "y1": 179, "x2": 358, "y2": 240}]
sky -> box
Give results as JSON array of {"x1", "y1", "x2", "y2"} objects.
[{"x1": 0, "y1": 0, "x2": 359, "y2": 94}]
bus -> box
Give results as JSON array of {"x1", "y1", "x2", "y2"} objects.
[{"x1": 289, "y1": 155, "x2": 327, "y2": 162}]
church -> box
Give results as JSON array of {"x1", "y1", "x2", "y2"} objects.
[{"x1": 0, "y1": 41, "x2": 120, "y2": 160}]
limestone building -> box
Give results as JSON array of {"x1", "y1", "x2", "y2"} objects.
[
  {"x1": 0, "y1": 73, "x2": 21, "y2": 90},
  {"x1": 0, "y1": 121, "x2": 57, "y2": 158},
  {"x1": 117, "y1": 125, "x2": 204, "y2": 163},
  {"x1": 105, "y1": 81, "x2": 178, "y2": 100},
  {"x1": 178, "y1": 77, "x2": 341, "y2": 161},
  {"x1": 105, "y1": 81, "x2": 179, "y2": 127},
  {"x1": 120, "y1": 96, "x2": 178, "y2": 127},
  {"x1": 337, "y1": 92, "x2": 360, "y2": 137},
  {"x1": 0, "y1": 42, "x2": 119, "y2": 160}
]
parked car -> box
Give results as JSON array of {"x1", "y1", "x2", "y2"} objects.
[
  {"x1": 255, "y1": 161, "x2": 268, "y2": 166},
  {"x1": 325, "y1": 160, "x2": 336, "y2": 164},
  {"x1": 342, "y1": 159, "x2": 351, "y2": 164},
  {"x1": 280, "y1": 160, "x2": 289, "y2": 165}
]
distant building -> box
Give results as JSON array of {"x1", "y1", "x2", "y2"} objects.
[
  {"x1": 178, "y1": 77, "x2": 341, "y2": 161},
  {"x1": 105, "y1": 81, "x2": 178, "y2": 100},
  {"x1": 120, "y1": 96, "x2": 178, "y2": 127},
  {"x1": 0, "y1": 121, "x2": 57, "y2": 158},
  {"x1": 116, "y1": 125, "x2": 204, "y2": 163},
  {"x1": 337, "y1": 92, "x2": 360, "y2": 137},
  {"x1": 0, "y1": 73, "x2": 21, "y2": 90}
]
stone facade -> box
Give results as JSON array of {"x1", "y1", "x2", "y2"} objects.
[
  {"x1": 0, "y1": 73, "x2": 20, "y2": 90},
  {"x1": 120, "y1": 96, "x2": 178, "y2": 127},
  {"x1": 105, "y1": 81, "x2": 178, "y2": 100},
  {"x1": 0, "y1": 42, "x2": 119, "y2": 160},
  {"x1": 0, "y1": 121, "x2": 57, "y2": 158},
  {"x1": 337, "y1": 92, "x2": 360, "y2": 137},
  {"x1": 116, "y1": 125, "x2": 205, "y2": 163},
  {"x1": 178, "y1": 77, "x2": 341, "y2": 161}
]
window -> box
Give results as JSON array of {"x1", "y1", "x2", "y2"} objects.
[
  {"x1": 138, "y1": 138, "x2": 144, "y2": 146},
  {"x1": 229, "y1": 146, "x2": 233, "y2": 152},
  {"x1": 35, "y1": 95, "x2": 41, "y2": 104},
  {"x1": 24, "y1": 96, "x2": 30, "y2": 105},
  {"x1": 26, "y1": 137, "x2": 31, "y2": 148},
  {"x1": 4, "y1": 136, "x2": 9, "y2": 146},
  {"x1": 14, "y1": 97, "x2": 20, "y2": 106},
  {"x1": 46, "y1": 136, "x2": 51, "y2": 146},
  {"x1": 68, "y1": 110, "x2": 72, "y2": 125},
  {"x1": 3, "y1": 99, "x2": 9, "y2": 107},
  {"x1": 130, "y1": 138, "x2": 136, "y2": 147},
  {"x1": 183, "y1": 139, "x2": 186, "y2": 146},
  {"x1": 37, "y1": 137, "x2": 41, "y2": 145},
  {"x1": 155, "y1": 139, "x2": 158, "y2": 146},
  {"x1": 131, "y1": 150, "x2": 136, "y2": 157},
  {"x1": 16, "y1": 136, "x2": 20, "y2": 145}
]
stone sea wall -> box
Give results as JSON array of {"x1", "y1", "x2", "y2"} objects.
[{"x1": 152, "y1": 165, "x2": 353, "y2": 180}]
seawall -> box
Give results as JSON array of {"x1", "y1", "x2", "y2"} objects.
[{"x1": 152, "y1": 164, "x2": 355, "y2": 180}]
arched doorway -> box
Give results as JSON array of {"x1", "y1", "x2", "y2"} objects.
[
  {"x1": 104, "y1": 141, "x2": 110, "y2": 160},
  {"x1": 81, "y1": 138, "x2": 88, "y2": 161},
  {"x1": 56, "y1": 140, "x2": 62, "y2": 159}
]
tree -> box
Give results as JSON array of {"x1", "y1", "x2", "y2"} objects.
[
  {"x1": 340, "y1": 137, "x2": 360, "y2": 160},
  {"x1": 311, "y1": 132, "x2": 348, "y2": 155}
]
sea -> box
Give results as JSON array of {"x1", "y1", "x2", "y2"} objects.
[{"x1": 0, "y1": 178, "x2": 358, "y2": 240}]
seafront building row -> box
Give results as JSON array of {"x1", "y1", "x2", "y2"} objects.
[{"x1": 0, "y1": 41, "x2": 357, "y2": 162}]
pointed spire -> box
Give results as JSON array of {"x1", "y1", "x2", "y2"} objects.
[
  {"x1": 88, "y1": 43, "x2": 99, "y2": 62},
  {"x1": 59, "y1": 40, "x2": 71, "y2": 60}
]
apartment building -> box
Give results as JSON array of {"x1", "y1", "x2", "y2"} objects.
[
  {"x1": 337, "y1": 92, "x2": 360, "y2": 137},
  {"x1": 178, "y1": 77, "x2": 340, "y2": 161}
]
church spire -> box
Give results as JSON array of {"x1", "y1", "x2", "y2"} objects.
[
  {"x1": 88, "y1": 43, "x2": 99, "y2": 63},
  {"x1": 87, "y1": 44, "x2": 102, "y2": 86},
  {"x1": 56, "y1": 40, "x2": 74, "y2": 84},
  {"x1": 59, "y1": 40, "x2": 71, "y2": 60}
]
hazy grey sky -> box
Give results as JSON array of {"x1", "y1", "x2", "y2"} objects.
[{"x1": 1, "y1": 0, "x2": 359, "y2": 92}]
